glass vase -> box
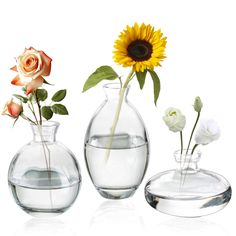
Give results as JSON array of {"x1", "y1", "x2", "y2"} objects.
[
  {"x1": 84, "y1": 83, "x2": 149, "y2": 199},
  {"x1": 145, "y1": 149, "x2": 232, "y2": 217},
  {"x1": 8, "y1": 121, "x2": 81, "y2": 217}
]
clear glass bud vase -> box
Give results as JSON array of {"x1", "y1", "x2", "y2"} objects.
[
  {"x1": 84, "y1": 83, "x2": 149, "y2": 199},
  {"x1": 8, "y1": 121, "x2": 81, "y2": 217},
  {"x1": 145, "y1": 150, "x2": 232, "y2": 217}
]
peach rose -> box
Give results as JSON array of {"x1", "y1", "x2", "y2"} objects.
[
  {"x1": 2, "y1": 99, "x2": 23, "y2": 118},
  {"x1": 11, "y1": 47, "x2": 52, "y2": 94}
]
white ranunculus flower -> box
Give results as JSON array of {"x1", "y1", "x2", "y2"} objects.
[
  {"x1": 195, "y1": 119, "x2": 220, "y2": 145},
  {"x1": 163, "y1": 107, "x2": 186, "y2": 132}
]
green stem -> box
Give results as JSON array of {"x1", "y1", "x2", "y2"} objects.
[
  {"x1": 186, "y1": 112, "x2": 201, "y2": 155},
  {"x1": 20, "y1": 113, "x2": 37, "y2": 125},
  {"x1": 118, "y1": 77, "x2": 123, "y2": 88},
  {"x1": 34, "y1": 92, "x2": 42, "y2": 125},
  {"x1": 180, "y1": 131, "x2": 183, "y2": 155},
  {"x1": 181, "y1": 143, "x2": 199, "y2": 187},
  {"x1": 191, "y1": 144, "x2": 199, "y2": 155},
  {"x1": 28, "y1": 102, "x2": 39, "y2": 125},
  {"x1": 105, "y1": 68, "x2": 134, "y2": 162}
]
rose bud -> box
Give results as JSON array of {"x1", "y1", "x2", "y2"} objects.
[{"x1": 2, "y1": 99, "x2": 23, "y2": 118}]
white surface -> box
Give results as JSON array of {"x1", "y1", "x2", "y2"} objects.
[{"x1": 0, "y1": 0, "x2": 235, "y2": 235}]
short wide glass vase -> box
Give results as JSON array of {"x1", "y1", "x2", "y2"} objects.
[{"x1": 145, "y1": 149, "x2": 232, "y2": 217}]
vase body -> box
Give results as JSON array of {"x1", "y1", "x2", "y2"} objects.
[
  {"x1": 84, "y1": 83, "x2": 149, "y2": 199},
  {"x1": 145, "y1": 150, "x2": 232, "y2": 217},
  {"x1": 8, "y1": 121, "x2": 81, "y2": 217}
]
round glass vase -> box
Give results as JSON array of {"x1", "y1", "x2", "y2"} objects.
[
  {"x1": 145, "y1": 149, "x2": 232, "y2": 217},
  {"x1": 8, "y1": 121, "x2": 81, "y2": 217},
  {"x1": 84, "y1": 83, "x2": 149, "y2": 199}
]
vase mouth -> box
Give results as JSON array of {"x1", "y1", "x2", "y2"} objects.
[
  {"x1": 103, "y1": 83, "x2": 130, "y2": 90},
  {"x1": 30, "y1": 121, "x2": 60, "y2": 128},
  {"x1": 174, "y1": 149, "x2": 201, "y2": 162},
  {"x1": 31, "y1": 121, "x2": 59, "y2": 142}
]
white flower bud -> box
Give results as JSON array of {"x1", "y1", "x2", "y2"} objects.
[{"x1": 194, "y1": 96, "x2": 203, "y2": 113}]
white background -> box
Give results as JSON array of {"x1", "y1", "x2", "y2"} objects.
[{"x1": 0, "y1": 0, "x2": 235, "y2": 235}]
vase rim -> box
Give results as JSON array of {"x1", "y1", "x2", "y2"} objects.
[
  {"x1": 174, "y1": 149, "x2": 201, "y2": 162},
  {"x1": 103, "y1": 82, "x2": 130, "y2": 90},
  {"x1": 30, "y1": 121, "x2": 60, "y2": 128}
]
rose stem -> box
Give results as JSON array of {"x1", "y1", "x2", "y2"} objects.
[
  {"x1": 104, "y1": 69, "x2": 134, "y2": 162},
  {"x1": 20, "y1": 113, "x2": 37, "y2": 125},
  {"x1": 34, "y1": 91, "x2": 52, "y2": 205},
  {"x1": 34, "y1": 91, "x2": 42, "y2": 125},
  {"x1": 28, "y1": 102, "x2": 39, "y2": 125}
]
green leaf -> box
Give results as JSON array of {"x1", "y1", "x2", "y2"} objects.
[
  {"x1": 28, "y1": 93, "x2": 34, "y2": 102},
  {"x1": 52, "y1": 89, "x2": 67, "y2": 102},
  {"x1": 13, "y1": 94, "x2": 28, "y2": 103},
  {"x1": 41, "y1": 106, "x2": 53, "y2": 120},
  {"x1": 51, "y1": 104, "x2": 69, "y2": 115},
  {"x1": 43, "y1": 79, "x2": 53, "y2": 85},
  {"x1": 13, "y1": 116, "x2": 20, "y2": 127},
  {"x1": 136, "y1": 70, "x2": 147, "y2": 89},
  {"x1": 148, "y1": 70, "x2": 161, "y2": 105},
  {"x1": 83, "y1": 66, "x2": 119, "y2": 92},
  {"x1": 36, "y1": 89, "x2": 48, "y2": 101}
]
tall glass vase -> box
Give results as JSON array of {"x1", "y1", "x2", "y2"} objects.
[
  {"x1": 8, "y1": 121, "x2": 81, "y2": 217},
  {"x1": 84, "y1": 83, "x2": 149, "y2": 199},
  {"x1": 145, "y1": 149, "x2": 232, "y2": 217}
]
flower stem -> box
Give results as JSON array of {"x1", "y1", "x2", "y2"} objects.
[
  {"x1": 180, "y1": 131, "x2": 183, "y2": 155},
  {"x1": 191, "y1": 144, "x2": 198, "y2": 155},
  {"x1": 104, "y1": 68, "x2": 134, "y2": 162},
  {"x1": 181, "y1": 143, "x2": 199, "y2": 187},
  {"x1": 34, "y1": 92, "x2": 42, "y2": 125},
  {"x1": 185, "y1": 112, "x2": 201, "y2": 155},
  {"x1": 179, "y1": 131, "x2": 184, "y2": 191},
  {"x1": 20, "y1": 113, "x2": 37, "y2": 125},
  {"x1": 28, "y1": 102, "x2": 39, "y2": 125}
]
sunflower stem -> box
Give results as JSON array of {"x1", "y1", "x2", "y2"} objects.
[{"x1": 104, "y1": 68, "x2": 134, "y2": 162}]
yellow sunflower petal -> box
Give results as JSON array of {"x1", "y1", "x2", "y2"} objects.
[{"x1": 113, "y1": 23, "x2": 167, "y2": 72}]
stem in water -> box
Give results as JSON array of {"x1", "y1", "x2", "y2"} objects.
[{"x1": 104, "y1": 69, "x2": 134, "y2": 162}]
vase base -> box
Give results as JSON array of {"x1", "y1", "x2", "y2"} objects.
[
  {"x1": 97, "y1": 187, "x2": 137, "y2": 199},
  {"x1": 145, "y1": 170, "x2": 232, "y2": 217},
  {"x1": 20, "y1": 206, "x2": 68, "y2": 218}
]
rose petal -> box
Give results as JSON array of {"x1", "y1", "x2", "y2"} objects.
[
  {"x1": 26, "y1": 76, "x2": 44, "y2": 95},
  {"x1": 10, "y1": 65, "x2": 18, "y2": 72},
  {"x1": 28, "y1": 46, "x2": 36, "y2": 51},
  {"x1": 11, "y1": 75, "x2": 26, "y2": 86},
  {"x1": 39, "y1": 50, "x2": 52, "y2": 76}
]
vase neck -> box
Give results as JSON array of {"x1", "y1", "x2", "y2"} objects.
[
  {"x1": 174, "y1": 149, "x2": 201, "y2": 173},
  {"x1": 103, "y1": 83, "x2": 129, "y2": 101},
  {"x1": 31, "y1": 121, "x2": 59, "y2": 142}
]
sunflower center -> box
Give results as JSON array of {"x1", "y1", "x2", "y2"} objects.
[{"x1": 127, "y1": 40, "x2": 153, "y2": 61}]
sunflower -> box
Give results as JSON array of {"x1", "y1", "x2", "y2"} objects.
[{"x1": 113, "y1": 23, "x2": 167, "y2": 72}]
